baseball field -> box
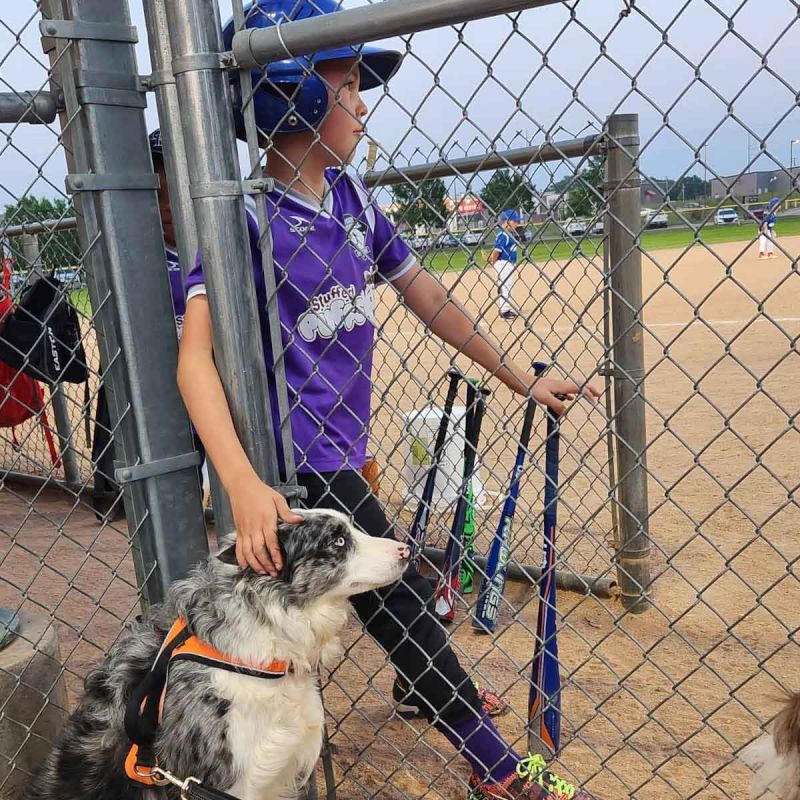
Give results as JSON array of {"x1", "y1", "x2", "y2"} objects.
[
  {"x1": 324, "y1": 229, "x2": 800, "y2": 799},
  {"x1": 1, "y1": 228, "x2": 797, "y2": 799}
]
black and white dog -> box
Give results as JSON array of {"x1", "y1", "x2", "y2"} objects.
[
  {"x1": 740, "y1": 692, "x2": 800, "y2": 800},
  {"x1": 24, "y1": 509, "x2": 409, "y2": 800}
]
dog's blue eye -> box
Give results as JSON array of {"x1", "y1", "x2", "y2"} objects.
[{"x1": 334, "y1": 536, "x2": 345, "y2": 547}]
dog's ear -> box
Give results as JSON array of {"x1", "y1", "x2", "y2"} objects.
[{"x1": 216, "y1": 543, "x2": 238, "y2": 565}]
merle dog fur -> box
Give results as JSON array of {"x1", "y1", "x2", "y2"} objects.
[{"x1": 23, "y1": 510, "x2": 408, "y2": 800}]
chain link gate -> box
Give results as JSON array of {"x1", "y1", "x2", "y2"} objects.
[{"x1": 1, "y1": 1, "x2": 798, "y2": 799}]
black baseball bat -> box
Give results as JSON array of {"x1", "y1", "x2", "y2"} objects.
[{"x1": 435, "y1": 382, "x2": 490, "y2": 623}]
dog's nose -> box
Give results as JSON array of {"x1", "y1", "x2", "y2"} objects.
[{"x1": 398, "y1": 544, "x2": 410, "y2": 561}]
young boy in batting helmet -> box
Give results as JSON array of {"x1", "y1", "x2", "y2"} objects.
[
  {"x1": 178, "y1": 2, "x2": 602, "y2": 798},
  {"x1": 490, "y1": 208, "x2": 523, "y2": 319}
]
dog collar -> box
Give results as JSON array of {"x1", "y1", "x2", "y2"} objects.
[{"x1": 125, "y1": 618, "x2": 292, "y2": 786}]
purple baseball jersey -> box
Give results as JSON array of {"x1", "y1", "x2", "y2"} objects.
[
  {"x1": 185, "y1": 167, "x2": 416, "y2": 473},
  {"x1": 165, "y1": 246, "x2": 186, "y2": 338}
]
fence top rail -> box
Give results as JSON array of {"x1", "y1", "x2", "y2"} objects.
[
  {"x1": 0, "y1": 91, "x2": 62, "y2": 125},
  {"x1": 2, "y1": 217, "x2": 78, "y2": 238},
  {"x1": 231, "y1": 0, "x2": 564, "y2": 69},
  {"x1": 363, "y1": 135, "x2": 604, "y2": 187}
]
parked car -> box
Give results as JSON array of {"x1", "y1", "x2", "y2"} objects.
[
  {"x1": 714, "y1": 208, "x2": 740, "y2": 225},
  {"x1": 645, "y1": 211, "x2": 669, "y2": 229},
  {"x1": 438, "y1": 233, "x2": 458, "y2": 248},
  {"x1": 564, "y1": 218, "x2": 587, "y2": 236},
  {"x1": 460, "y1": 230, "x2": 483, "y2": 246},
  {"x1": 591, "y1": 219, "x2": 604, "y2": 235}
]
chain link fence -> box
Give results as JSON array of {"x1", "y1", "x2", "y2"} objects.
[{"x1": 1, "y1": 0, "x2": 798, "y2": 799}]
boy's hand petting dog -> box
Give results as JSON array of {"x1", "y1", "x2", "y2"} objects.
[
  {"x1": 530, "y1": 376, "x2": 602, "y2": 416},
  {"x1": 229, "y1": 478, "x2": 303, "y2": 576}
]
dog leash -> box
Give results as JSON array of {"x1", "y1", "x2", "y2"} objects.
[{"x1": 143, "y1": 765, "x2": 244, "y2": 800}]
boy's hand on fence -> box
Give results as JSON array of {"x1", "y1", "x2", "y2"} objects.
[
  {"x1": 229, "y1": 478, "x2": 303, "y2": 576},
  {"x1": 530, "y1": 377, "x2": 601, "y2": 415}
]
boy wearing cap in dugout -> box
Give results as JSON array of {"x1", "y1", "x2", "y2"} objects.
[{"x1": 177, "y1": 2, "x2": 602, "y2": 798}]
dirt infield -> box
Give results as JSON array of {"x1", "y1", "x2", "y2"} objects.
[{"x1": 0, "y1": 233, "x2": 797, "y2": 799}]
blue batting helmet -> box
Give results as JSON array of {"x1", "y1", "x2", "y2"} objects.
[
  {"x1": 499, "y1": 209, "x2": 522, "y2": 223},
  {"x1": 222, "y1": 0, "x2": 402, "y2": 138},
  {"x1": 769, "y1": 197, "x2": 780, "y2": 208}
]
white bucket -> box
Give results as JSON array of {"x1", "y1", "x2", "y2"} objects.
[{"x1": 403, "y1": 405, "x2": 485, "y2": 510}]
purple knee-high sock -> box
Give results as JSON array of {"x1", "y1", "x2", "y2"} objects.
[{"x1": 440, "y1": 711, "x2": 521, "y2": 783}]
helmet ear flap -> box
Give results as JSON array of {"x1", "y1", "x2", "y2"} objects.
[{"x1": 229, "y1": 70, "x2": 329, "y2": 137}]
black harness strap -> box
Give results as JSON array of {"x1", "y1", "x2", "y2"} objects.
[{"x1": 124, "y1": 625, "x2": 191, "y2": 767}]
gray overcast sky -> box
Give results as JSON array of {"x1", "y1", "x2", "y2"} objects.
[{"x1": 1, "y1": 0, "x2": 799, "y2": 207}]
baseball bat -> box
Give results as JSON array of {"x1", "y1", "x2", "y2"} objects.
[
  {"x1": 434, "y1": 382, "x2": 489, "y2": 623},
  {"x1": 528, "y1": 386, "x2": 563, "y2": 757},
  {"x1": 409, "y1": 368, "x2": 463, "y2": 562},
  {"x1": 472, "y1": 362, "x2": 547, "y2": 633}
]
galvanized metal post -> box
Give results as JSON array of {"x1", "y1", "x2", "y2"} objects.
[
  {"x1": 140, "y1": 0, "x2": 197, "y2": 284},
  {"x1": 21, "y1": 234, "x2": 44, "y2": 284},
  {"x1": 163, "y1": 0, "x2": 291, "y2": 507},
  {"x1": 20, "y1": 233, "x2": 81, "y2": 488},
  {"x1": 605, "y1": 113, "x2": 651, "y2": 613},
  {"x1": 140, "y1": 0, "x2": 231, "y2": 530},
  {"x1": 40, "y1": 0, "x2": 209, "y2": 607}
]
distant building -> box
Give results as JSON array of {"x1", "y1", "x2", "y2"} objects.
[
  {"x1": 446, "y1": 194, "x2": 489, "y2": 232},
  {"x1": 640, "y1": 179, "x2": 670, "y2": 207},
  {"x1": 711, "y1": 167, "x2": 800, "y2": 200}
]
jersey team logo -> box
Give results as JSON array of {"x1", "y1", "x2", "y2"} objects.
[
  {"x1": 343, "y1": 214, "x2": 369, "y2": 260},
  {"x1": 296, "y1": 275, "x2": 377, "y2": 343}
]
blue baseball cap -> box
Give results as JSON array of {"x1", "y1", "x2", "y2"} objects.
[{"x1": 499, "y1": 209, "x2": 522, "y2": 222}]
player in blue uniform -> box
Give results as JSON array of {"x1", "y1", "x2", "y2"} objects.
[
  {"x1": 758, "y1": 197, "x2": 780, "y2": 259},
  {"x1": 490, "y1": 209, "x2": 522, "y2": 319}
]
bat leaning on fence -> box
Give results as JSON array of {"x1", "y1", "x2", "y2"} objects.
[
  {"x1": 528, "y1": 390, "x2": 564, "y2": 757},
  {"x1": 409, "y1": 368, "x2": 463, "y2": 562},
  {"x1": 434, "y1": 382, "x2": 489, "y2": 623},
  {"x1": 472, "y1": 361, "x2": 547, "y2": 633}
]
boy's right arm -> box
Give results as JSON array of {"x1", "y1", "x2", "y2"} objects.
[{"x1": 178, "y1": 294, "x2": 301, "y2": 576}]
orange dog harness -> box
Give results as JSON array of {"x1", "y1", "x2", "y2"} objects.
[{"x1": 125, "y1": 618, "x2": 291, "y2": 786}]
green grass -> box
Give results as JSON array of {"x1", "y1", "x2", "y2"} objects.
[{"x1": 424, "y1": 216, "x2": 800, "y2": 273}]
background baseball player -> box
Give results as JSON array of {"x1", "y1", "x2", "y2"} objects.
[
  {"x1": 489, "y1": 209, "x2": 522, "y2": 319},
  {"x1": 758, "y1": 197, "x2": 780, "y2": 259}
]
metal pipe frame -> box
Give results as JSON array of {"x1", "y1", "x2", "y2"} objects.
[
  {"x1": 0, "y1": 91, "x2": 61, "y2": 124},
  {"x1": 2, "y1": 218, "x2": 77, "y2": 238},
  {"x1": 140, "y1": 0, "x2": 199, "y2": 285},
  {"x1": 604, "y1": 113, "x2": 652, "y2": 613},
  {"x1": 140, "y1": 0, "x2": 234, "y2": 533},
  {"x1": 422, "y1": 547, "x2": 618, "y2": 599},
  {"x1": 232, "y1": 0, "x2": 564, "y2": 68},
  {"x1": 40, "y1": 0, "x2": 208, "y2": 608},
  {"x1": 363, "y1": 135, "x2": 604, "y2": 187},
  {"x1": 232, "y1": 0, "x2": 300, "y2": 489},
  {"x1": 164, "y1": 0, "x2": 285, "y2": 499}
]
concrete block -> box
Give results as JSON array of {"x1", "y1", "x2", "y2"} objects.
[{"x1": 0, "y1": 614, "x2": 68, "y2": 799}]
